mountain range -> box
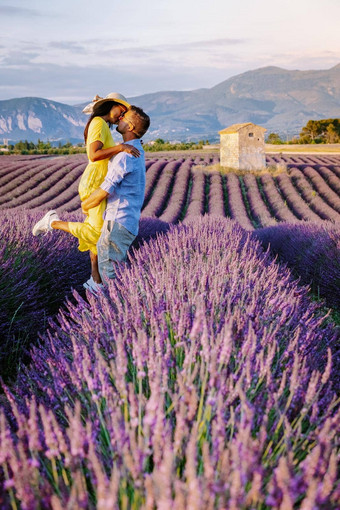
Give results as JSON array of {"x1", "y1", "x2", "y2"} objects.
[{"x1": 1, "y1": 65, "x2": 339, "y2": 144}]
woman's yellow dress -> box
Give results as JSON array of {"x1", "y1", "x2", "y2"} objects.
[{"x1": 68, "y1": 117, "x2": 114, "y2": 254}]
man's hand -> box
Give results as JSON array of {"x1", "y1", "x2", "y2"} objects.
[{"x1": 82, "y1": 188, "x2": 109, "y2": 213}]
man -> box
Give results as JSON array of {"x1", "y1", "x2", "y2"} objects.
[{"x1": 81, "y1": 105, "x2": 150, "y2": 289}]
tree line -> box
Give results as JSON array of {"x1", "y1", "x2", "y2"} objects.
[
  {"x1": 0, "y1": 139, "x2": 85, "y2": 155},
  {"x1": 0, "y1": 138, "x2": 209, "y2": 155},
  {"x1": 267, "y1": 118, "x2": 340, "y2": 144}
]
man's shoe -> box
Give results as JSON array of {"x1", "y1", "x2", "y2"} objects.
[{"x1": 32, "y1": 210, "x2": 59, "y2": 236}]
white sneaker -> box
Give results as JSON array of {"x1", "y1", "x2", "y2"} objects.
[
  {"x1": 32, "y1": 210, "x2": 59, "y2": 236},
  {"x1": 83, "y1": 276, "x2": 105, "y2": 294}
]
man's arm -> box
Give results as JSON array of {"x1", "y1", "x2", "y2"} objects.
[
  {"x1": 82, "y1": 152, "x2": 129, "y2": 213},
  {"x1": 82, "y1": 187, "x2": 109, "y2": 213}
]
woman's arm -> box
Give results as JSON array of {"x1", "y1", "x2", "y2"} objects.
[{"x1": 88, "y1": 140, "x2": 140, "y2": 162}]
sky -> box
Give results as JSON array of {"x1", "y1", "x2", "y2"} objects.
[{"x1": 0, "y1": 0, "x2": 339, "y2": 104}]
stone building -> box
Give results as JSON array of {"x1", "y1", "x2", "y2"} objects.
[{"x1": 219, "y1": 123, "x2": 266, "y2": 171}]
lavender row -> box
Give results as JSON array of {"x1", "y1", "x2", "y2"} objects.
[
  {"x1": 0, "y1": 160, "x2": 85, "y2": 209},
  {"x1": 243, "y1": 173, "x2": 277, "y2": 227},
  {"x1": 330, "y1": 164, "x2": 340, "y2": 179},
  {"x1": 255, "y1": 220, "x2": 340, "y2": 310},
  {"x1": 143, "y1": 159, "x2": 168, "y2": 206},
  {"x1": 57, "y1": 193, "x2": 83, "y2": 213},
  {"x1": 257, "y1": 174, "x2": 297, "y2": 222},
  {"x1": 8, "y1": 164, "x2": 83, "y2": 211},
  {"x1": 208, "y1": 171, "x2": 225, "y2": 217},
  {"x1": 225, "y1": 173, "x2": 254, "y2": 230},
  {"x1": 276, "y1": 173, "x2": 322, "y2": 222},
  {"x1": 0, "y1": 216, "x2": 338, "y2": 508},
  {"x1": 302, "y1": 166, "x2": 340, "y2": 213},
  {"x1": 290, "y1": 168, "x2": 340, "y2": 222},
  {"x1": 265, "y1": 154, "x2": 314, "y2": 166},
  {"x1": 182, "y1": 167, "x2": 205, "y2": 222},
  {"x1": 0, "y1": 155, "x2": 55, "y2": 183},
  {"x1": 317, "y1": 165, "x2": 340, "y2": 195},
  {"x1": 145, "y1": 159, "x2": 157, "y2": 170},
  {"x1": 0, "y1": 156, "x2": 78, "y2": 203},
  {"x1": 30, "y1": 177, "x2": 82, "y2": 211},
  {"x1": 0, "y1": 157, "x2": 43, "y2": 183},
  {"x1": 0, "y1": 154, "x2": 85, "y2": 190},
  {"x1": 159, "y1": 159, "x2": 193, "y2": 223},
  {"x1": 0, "y1": 154, "x2": 49, "y2": 165},
  {"x1": 142, "y1": 160, "x2": 182, "y2": 217},
  {"x1": 266, "y1": 154, "x2": 340, "y2": 167}
]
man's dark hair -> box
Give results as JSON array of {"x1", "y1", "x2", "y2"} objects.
[{"x1": 130, "y1": 106, "x2": 150, "y2": 138}]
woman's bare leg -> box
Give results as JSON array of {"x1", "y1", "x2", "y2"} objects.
[
  {"x1": 90, "y1": 251, "x2": 102, "y2": 283},
  {"x1": 51, "y1": 220, "x2": 101, "y2": 283},
  {"x1": 50, "y1": 220, "x2": 72, "y2": 233}
]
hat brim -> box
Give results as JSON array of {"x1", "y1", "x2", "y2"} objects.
[{"x1": 93, "y1": 97, "x2": 130, "y2": 111}]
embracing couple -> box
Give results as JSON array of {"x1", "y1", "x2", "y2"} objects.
[{"x1": 32, "y1": 92, "x2": 150, "y2": 293}]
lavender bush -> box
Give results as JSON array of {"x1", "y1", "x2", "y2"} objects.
[
  {"x1": 159, "y1": 159, "x2": 193, "y2": 223},
  {"x1": 243, "y1": 174, "x2": 277, "y2": 228},
  {"x1": 329, "y1": 164, "x2": 340, "y2": 179},
  {"x1": 143, "y1": 160, "x2": 168, "y2": 206},
  {"x1": 317, "y1": 165, "x2": 340, "y2": 196},
  {"x1": 290, "y1": 168, "x2": 340, "y2": 222},
  {"x1": 0, "y1": 157, "x2": 48, "y2": 187},
  {"x1": 0, "y1": 210, "x2": 169, "y2": 381},
  {"x1": 181, "y1": 167, "x2": 205, "y2": 223},
  {"x1": 302, "y1": 166, "x2": 340, "y2": 214},
  {"x1": 132, "y1": 217, "x2": 170, "y2": 250},
  {"x1": 259, "y1": 174, "x2": 297, "y2": 223},
  {"x1": 276, "y1": 173, "x2": 322, "y2": 222},
  {"x1": 225, "y1": 174, "x2": 254, "y2": 230},
  {"x1": 142, "y1": 161, "x2": 182, "y2": 218},
  {"x1": 255, "y1": 220, "x2": 340, "y2": 311},
  {"x1": 208, "y1": 172, "x2": 225, "y2": 217},
  {"x1": 0, "y1": 216, "x2": 339, "y2": 509},
  {"x1": 0, "y1": 209, "x2": 89, "y2": 380},
  {"x1": 0, "y1": 156, "x2": 85, "y2": 209},
  {"x1": 5, "y1": 163, "x2": 84, "y2": 211}
]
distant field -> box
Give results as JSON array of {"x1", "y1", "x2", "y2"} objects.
[
  {"x1": 265, "y1": 143, "x2": 340, "y2": 153},
  {"x1": 145, "y1": 144, "x2": 340, "y2": 157}
]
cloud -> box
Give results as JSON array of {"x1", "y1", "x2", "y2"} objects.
[
  {"x1": 48, "y1": 41, "x2": 87, "y2": 54},
  {"x1": 0, "y1": 50, "x2": 40, "y2": 66},
  {"x1": 257, "y1": 50, "x2": 340, "y2": 71},
  {"x1": 0, "y1": 34, "x2": 338, "y2": 104},
  {"x1": 0, "y1": 34, "x2": 248, "y2": 73},
  {"x1": 0, "y1": 61, "x2": 236, "y2": 103},
  {"x1": 0, "y1": 6, "x2": 41, "y2": 16},
  {"x1": 79, "y1": 38, "x2": 249, "y2": 70},
  {"x1": 181, "y1": 38, "x2": 248, "y2": 48}
]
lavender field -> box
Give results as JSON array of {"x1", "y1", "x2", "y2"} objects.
[
  {"x1": 1, "y1": 153, "x2": 340, "y2": 226},
  {"x1": 0, "y1": 153, "x2": 339, "y2": 508}
]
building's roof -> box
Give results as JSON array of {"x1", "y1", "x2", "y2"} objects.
[{"x1": 219, "y1": 123, "x2": 267, "y2": 134}]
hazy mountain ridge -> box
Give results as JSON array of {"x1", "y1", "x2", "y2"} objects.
[
  {"x1": 0, "y1": 97, "x2": 85, "y2": 144},
  {"x1": 1, "y1": 65, "x2": 339, "y2": 143}
]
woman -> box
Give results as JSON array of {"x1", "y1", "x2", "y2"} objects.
[{"x1": 32, "y1": 93, "x2": 140, "y2": 290}]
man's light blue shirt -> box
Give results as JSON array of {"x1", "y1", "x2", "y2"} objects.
[{"x1": 100, "y1": 139, "x2": 145, "y2": 236}]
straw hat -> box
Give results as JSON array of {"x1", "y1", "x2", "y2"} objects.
[{"x1": 82, "y1": 92, "x2": 130, "y2": 115}]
